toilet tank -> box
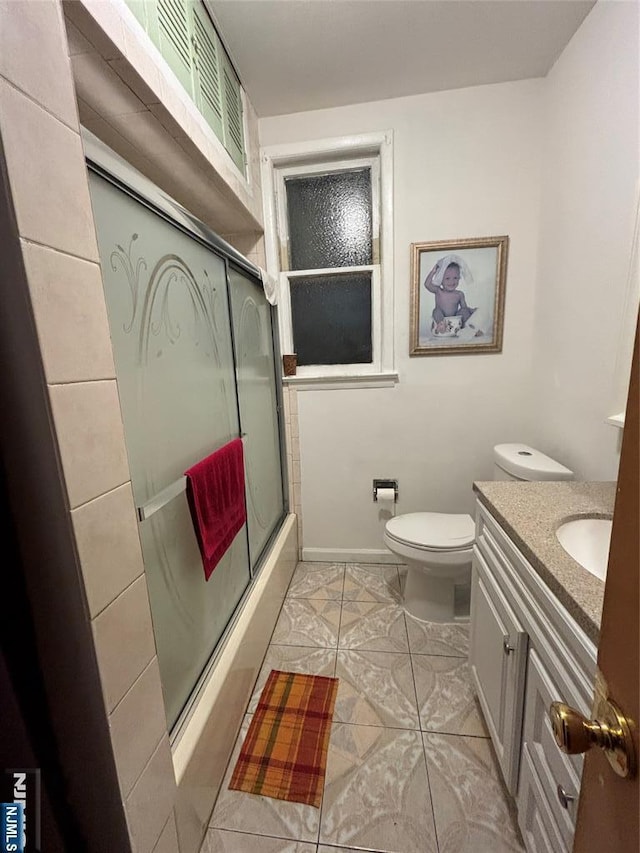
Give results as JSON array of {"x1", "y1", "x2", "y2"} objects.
[{"x1": 493, "y1": 443, "x2": 574, "y2": 482}]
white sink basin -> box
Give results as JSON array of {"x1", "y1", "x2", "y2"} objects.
[{"x1": 555, "y1": 518, "x2": 612, "y2": 580}]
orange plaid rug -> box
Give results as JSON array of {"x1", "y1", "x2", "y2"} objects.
[{"x1": 229, "y1": 669, "x2": 339, "y2": 808}]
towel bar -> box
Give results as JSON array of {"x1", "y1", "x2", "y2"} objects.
[
  {"x1": 136, "y1": 477, "x2": 186, "y2": 521},
  {"x1": 135, "y1": 437, "x2": 245, "y2": 521}
]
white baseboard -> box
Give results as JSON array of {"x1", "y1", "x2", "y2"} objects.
[{"x1": 301, "y1": 547, "x2": 398, "y2": 564}]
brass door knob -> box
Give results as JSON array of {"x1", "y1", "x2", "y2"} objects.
[{"x1": 549, "y1": 699, "x2": 636, "y2": 778}]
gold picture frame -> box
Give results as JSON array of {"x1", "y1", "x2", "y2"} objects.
[{"x1": 409, "y1": 236, "x2": 509, "y2": 356}]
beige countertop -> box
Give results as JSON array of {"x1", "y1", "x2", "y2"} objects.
[{"x1": 472, "y1": 480, "x2": 616, "y2": 644}]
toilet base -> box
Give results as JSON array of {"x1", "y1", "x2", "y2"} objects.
[
  {"x1": 403, "y1": 569, "x2": 456, "y2": 621},
  {"x1": 402, "y1": 564, "x2": 472, "y2": 623}
]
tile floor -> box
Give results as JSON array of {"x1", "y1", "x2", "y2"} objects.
[{"x1": 202, "y1": 562, "x2": 525, "y2": 853}]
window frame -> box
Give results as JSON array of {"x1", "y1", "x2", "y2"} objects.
[{"x1": 261, "y1": 131, "x2": 395, "y2": 385}]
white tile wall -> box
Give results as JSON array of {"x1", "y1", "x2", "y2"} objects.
[
  {"x1": 21, "y1": 241, "x2": 115, "y2": 384},
  {"x1": 109, "y1": 658, "x2": 168, "y2": 797},
  {"x1": 0, "y1": 0, "x2": 78, "y2": 128},
  {"x1": 125, "y1": 736, "x2": 178, "y2": 853},
  {"x1": 71, "y1": 50, "x2": 147, "y2": 117},
  {"x1": 80, "y1": 112, "x2": 154, "y2": 176},
  {"x1": 48, "y1": 380, "x2": 130, "y2": 509},
  {"x1": 71, "y1": 483, "x2": 145, "y2": 617},
  {"x1": 115, "y1": 23, "x2": 164, "y2": 104},
  {"x1": 152, "y1": 813, "x2": 180, "y2": 853},
  {"x1": 64, "y1": 0, "x2": 125, "y2": 60},
  {"x1": 77, "y1": 95, "x2": 102, "y2": 124},
  {"x1": 0, "y1": 79, "x2": 98, "y2": 259},
  {"x1": 65, "y1": 19, "x2": 95, "y2": 57},
  {"x1": 92, "y1": 575, "x2": 157, "y2": 713}
]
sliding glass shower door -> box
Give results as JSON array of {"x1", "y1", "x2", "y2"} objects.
[
  {"x1": 88, "y1": 156, "x2": 284, "y2": 729},
  {"x1": 228, "y1": 268, "x2": 284, "y2": 567}
]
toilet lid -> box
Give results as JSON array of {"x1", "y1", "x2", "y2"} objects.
[{"x1": 385, "y1": 512, "x2": 475, "y2": 551}]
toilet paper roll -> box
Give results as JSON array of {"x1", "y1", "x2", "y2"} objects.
[{"x1": 375, "y1": 487, "x2": 396, "y2": 510}]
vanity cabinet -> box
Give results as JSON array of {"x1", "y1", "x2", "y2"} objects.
[
  {"x1": 470, "y1": 547, "x2": 527, "y2": 793},
  {"x1": 470, "y1": 501, "x2": 597, "y2": 853}
]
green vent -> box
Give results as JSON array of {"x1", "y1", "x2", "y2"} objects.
[
  {"x1": 155, "y1": 0, "x2": 193, "y2": 94},
  {"x1": 123, "y1": 0, "x2": 246, "y2": 174},
  {"x1": 221, "y1": 56, "x2": 245, "y2": 172},
  {"x1": 192, "y1": 2, "x2": 224, "y2": 138}
]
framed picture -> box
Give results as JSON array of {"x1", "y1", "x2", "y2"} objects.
[{"x1": 409, "y1": 236, "x2": 509, "y2": 356}]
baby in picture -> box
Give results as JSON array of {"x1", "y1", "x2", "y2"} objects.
[{"x1": 423, "y1": 255, "x2": 475, "y2": 335}]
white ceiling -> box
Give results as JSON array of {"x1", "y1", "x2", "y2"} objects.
[{"x1": 208, "y1": 0, "x2": 596, "y2": 118}]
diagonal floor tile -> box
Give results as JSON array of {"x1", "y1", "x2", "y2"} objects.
[
  {"x1": 338, "y1": 601, "x2": 409, "y2": 652},
  {"x1": 423, "y1": 732, "x2": 525, "y2": 853},
  {"x1": 405, "y1": 616, "x2": 469, "y2": 657},
  {"x1": 287, "y1": 562, "x2": 345, "y2": 600},
  {"x1": 210, "y1": 715, "x2": 321, "y2": 843},
  {"x1": 412, "y1": 655, "x2": 488, "y2": 736},
  {"x1": 334, "y1": 650, "x2": 419, "y2": 729},
  {"x1": 342, "y1": 564, "x2": 401, "y2": 603},
  {"x1": 247, "y1": 645, "x2": 337, "y2": 714},
  {"x1": 201, "y1": 828, "x2": 316, "y2": 852},
  {"x1": 320, "y1": 723, "x2": 438, "y2": 853},
  {"x1": 271, "y1": 598, "x2": 341, "y2": 648}
]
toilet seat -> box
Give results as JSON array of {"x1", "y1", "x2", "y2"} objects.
[{"x1": 385, "y1": 512, "x2": 475, "y2": 552}]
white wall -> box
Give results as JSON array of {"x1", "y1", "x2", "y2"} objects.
[
  {"x1": 531, "y1": 0, "x2": 639, "y2": 481},
  {"x1": 261, "y1": 81, "x2": 545, "y2": 557}
]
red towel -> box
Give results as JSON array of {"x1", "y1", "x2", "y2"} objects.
[{"x1": 185, "y1": 438, "x2": 246, "y2": 580}]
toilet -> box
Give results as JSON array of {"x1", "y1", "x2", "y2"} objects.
[{"x1": 384, "y1": 444, "x2": 573, "y2": 623}]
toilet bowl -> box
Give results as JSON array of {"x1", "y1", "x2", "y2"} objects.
[
  {"x1": 384, "y1": 444, "x2": 574, "y2": 623},
  {"x1": 384, "y1": 512, "x2": 475, "y2": 622}
]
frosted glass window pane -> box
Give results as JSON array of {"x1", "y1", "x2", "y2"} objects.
[
  {"x1": 290, "y1": 272, "x2": 372, "y2": 365},
  {"x1": 89, "y1": 172, "x2": 250, "y2": 728},
  {"x1": 285, "y1": 168, "x2": 372, "y2": 270},
  {"x1": 228, "y1": 269, "x2": 285, "y2": 568}
]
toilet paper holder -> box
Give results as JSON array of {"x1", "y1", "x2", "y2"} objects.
[{"x1": 373, "y1": 479, "x2": 398, "y2": 502}]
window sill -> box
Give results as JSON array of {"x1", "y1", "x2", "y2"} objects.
[{"x1": 283, "y1": 372, "x2": 399, "y2": 391}]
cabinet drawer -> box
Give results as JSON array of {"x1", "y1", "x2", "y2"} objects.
[
  {"x1": 519, "y1": 648, "x2": 582, "y2": 850},
  {"x1": 470, "y1": 548, "x2": 528, "y2": 794},
  {"x1": 518, "y1": 746, "x2": 569, "y2": 853}
]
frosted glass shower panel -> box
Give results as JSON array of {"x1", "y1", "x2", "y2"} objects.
[
  {"x1": 290, "y1": 272, "x2": 373, "y2": 365},
  {"x1": 88, "y1": 175, "x2": 240, "y2": 505},
  {"x1": 285, "y1": 168, "x2": 373, "y2": 270},
  {"x1": 228, "y1": 269, "x2": 285, "y2": 567},
  {"x1": 89, "y1": 172, "x2": 250, "y2": 728},
  {"x1": 137, "y1": 494, "x2": 249, "y2": 727}
]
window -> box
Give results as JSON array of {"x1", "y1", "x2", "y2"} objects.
[
  {"x1": 262, "y1": 132, "x2": 395, "y2": 384},
  {"x1": 124, "y1": 0, "x2": 245, "y2": 173}
]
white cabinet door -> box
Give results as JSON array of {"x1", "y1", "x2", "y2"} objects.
[
  {"x1": 518, "y1": 648, "x2": 583, "y2": 851},
  {"x1": 470, "y1": 547, "x2": 528, "y2": 793}
]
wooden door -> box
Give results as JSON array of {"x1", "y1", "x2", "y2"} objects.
[{"x1": 573, "y1": 319, "x2": 639, "y2": 853}]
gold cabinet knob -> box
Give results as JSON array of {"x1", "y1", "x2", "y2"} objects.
[{"x1": 549, "y1": 700, "x2": 636, "y2": 778}]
